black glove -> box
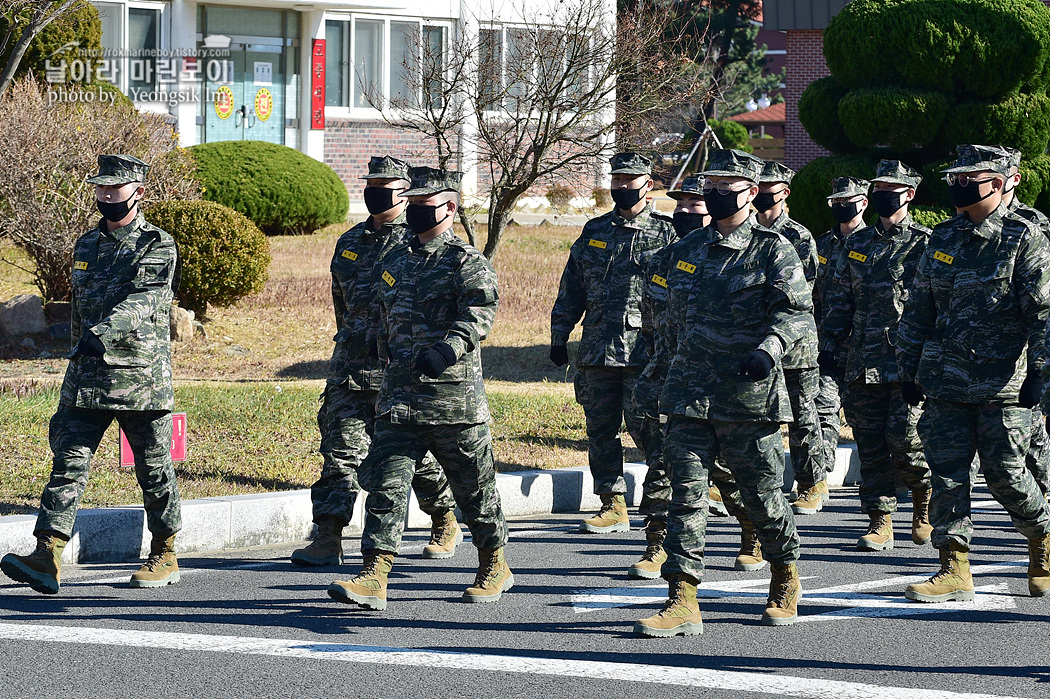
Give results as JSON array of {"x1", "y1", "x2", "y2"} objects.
[
  {"x1": 550, "y1": 344, "x2": 569, "y2": 367},
  {"x1": 817, "y1": 349, "x2": 838, "y2": 373},
  {"x1": 75, "y1": 332, "x2": 105, "y2": 358},
  {"x1": 415, "y1": 341, "x2": 457, "y2": 379},
  {"x1": 901, "y1": 381, "x2": 925, "y2": 407},
  {"x1": 1019, "y1": 371, "x2": 1042, "y2": 409},
  {"x1": 739, "y1": 349, "x2": 774, "y2": 380}
]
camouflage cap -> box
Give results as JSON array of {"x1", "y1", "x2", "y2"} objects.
[
  {"x1": 361, "y1": 155, "x2": 411, "y2": 181},
  {"x1": 402, "y1": 166, "x2": 463, "y2": 197},
  {"x1": 609, "y1": 152, "x2": 653, "y2": 176},
  {"x1": 871, "y1": 159, "x2": 921, "y2": 187},
  {"x1": 942, "y1": 144, "x2": 1012, "y2": 176},
  {"x1": 827, "y1": 176, "x2": 871, "y2": 200},
  {"x1": 700, "y1": 149, "x2": 764, "y2": 183},
  {"x1": 86, "y1": 154, "x2": 150, "y2": 186},
  {"x1": 667, "y1": 175, "x2": 705, "y2": 200},
  {"x1": 759, "y1": 160, "x2": 796, "y2": 185},
  {"x1": 997, "y1": 144, "x2": 1023, "y2": 171}
]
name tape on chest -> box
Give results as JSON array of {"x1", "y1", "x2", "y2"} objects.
[
  {"x1": 676, "y1": 260, "x2": 697, "y2": 274},
  {"x1": 588, "y1": 239, "x2": 608, "y2": 249},
  {"x1": 73, "y1": 261, "x2": 89, "y2": 270},
  {"x1": 817, "y1": 255, "x2": 828, "y2": 265},
  {"x1": 341, "y1": 250, "x2": 358, "y2": 261},
  {"x1": 933, "y1": 251, "x2": 954, "y2": 265},
  {"x1": 651, "y1": 274, "x2": 668, "y2": 288},
  {"x1": 848, "y1": 250, "x2": 868, "y2": 263},
  {"x1": 382, "y1": 271, "x2": 396, "y2": 287}
]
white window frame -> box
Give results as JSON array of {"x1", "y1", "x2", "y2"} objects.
[{"x1": 91, "y1": 0, "x2": 169, "y2": 98}]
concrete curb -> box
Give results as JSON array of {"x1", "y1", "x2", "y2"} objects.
[{"x1": 0, "y1": 445, "x2": 859, "y2": 564}]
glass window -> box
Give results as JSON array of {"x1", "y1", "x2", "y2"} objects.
[
  {"x1": 390, "y1": 21, "x2": 418, "y2": 105},
  {"x1": 206, "y1": 7, "x2": 285, "y2": 38},
  {"x1": 423, "y1": 25, "x2": 445, "y2": 108},
  {"x1": 478, "y1": 28, "x2": 501, "y2": 110},
  {"x1": 128, "y1": 7, "x2": 158, "y2": 91},
  {"x1": 95, "y1": 2, "x2": 124, "y2": 86},
  {"x1": 325, "y1": 20, "x2": 345, "y2": 107},
  {"x1": 353, "y1": 19, "x2": 383, "y2": 108}
]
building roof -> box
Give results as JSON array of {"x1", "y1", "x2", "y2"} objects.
[{"x1": 725, "y1": 101, "x2": 785, "y2": 125}]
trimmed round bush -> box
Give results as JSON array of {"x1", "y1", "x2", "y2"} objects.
[
  {"x1": 941, "y1": 93, "x2": 1050, "y2": 159},
  {"x1": 798, "y1": 77, "x2": 856, "y2": 153},
  {"x1": 145, "y1": 200, "x2": 270, "y2": 317},
  {"x1": 909, "y1": 205, "x2": 954, "y2": 230},
  {"x1": 838, "y1": 87, "x2": 951, "y2": 151},
  {"x1": 1019, "y1": 154, "x2": 1050, "y2": 214},
  {"x1": 710, "y1": 119, "x2": 752, "y2": 153},
  {"x1": 786, "y1": 154, "x2": 879, "y2": 236},
  {"x1": 189, "y1": 141, "x2": 349, "y2": 235},
  {"x1": 823, "y1": 0, "x2": 905, "y2": 90}
]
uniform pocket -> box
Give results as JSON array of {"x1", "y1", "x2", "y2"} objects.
[{"x1": 418, "y1": 358, "x2": 468, "y2": 383}]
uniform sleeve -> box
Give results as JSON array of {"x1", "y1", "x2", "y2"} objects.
[
  {"x1": 550, "y1": 242, "x2": 585, "y2": 346},
  {"x1": 760, "y1": 239, "x2": 814, "y2": 362},
  {"x1": 331, "y1": 268, "x2": 347, "y2": 330},
  {"x1": 894, "y1": 256, "x2": 936, "y2": 383},
  {"x1": 1013, "y1": 229, "x2": 1050, "y2": 372},
  {"x1": 640, "y1": 247, "x2": 671, "y2": 355},
  {"x1": 798, "y1": 228, "x2": 820, "y2": 287},
  {"x1": 820, "y1": 246, "x2": 856, "y2": 356},
  {"x1": 89, "y1": 235, "x2": 175, "y2": 350},
  {"x1": 443, "y1": 250, "x2": 499, "y2": 360}
]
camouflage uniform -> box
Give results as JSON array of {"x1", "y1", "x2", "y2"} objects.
[
  {"x1": 898, "y1": 146, "x2": 1050, "y2": 552},
  {"x1": 823, "y1": 162, "x2": 931, "y2": 516},
  {"x1": 359, "y1": 168, "x2": 507, "y2": 556},
  {"x1": 312, "y1": 157, "x2": 454, "y2": 528},
  {"x1": 759, "y1": 162, "x2": 823, "y2": 489},
  {"x1": 36, "y1": 155, "x2": 180, "y2": 540},
  {"x1": 657, "y1": 151, "x2": 812, "y2": 582},
  {"x1": 551, "y1": 153, "x2": 675, "y2": 497}
]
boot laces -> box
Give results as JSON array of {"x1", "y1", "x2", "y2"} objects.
[
  {"x1": 598, "y1": 498, "x2": 619, "y2": 518},
  {"x1": 472, "y1": 553, "x2": 501, "y2": 587},
  {"x1": 142, "y1": 553, "x2": 168, "y2": 572},
  {"x1": 659, "y1": 578, "x2": 688, "y2": 614},
  {"x1": 768, "y1": 571, "x2": 796, "y2": 608},
  {"x1": 430, "y1": 515, "x2": 455, "y2": 544},
  {"x1": 866, "y1": 514, "x2": 890, "y2": 535},
  {"x1": 740, "y1": 530, "x2": 760, "y2": 557},
  {"x1": 929, "y1": 551, "x2": 959, "y2": 584},
  {"x1": 641, "y1": 542, "x2": 664, "y2": 562}
]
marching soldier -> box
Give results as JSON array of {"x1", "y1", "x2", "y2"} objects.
[{"x1": 291, "y1": 156, "x2": 459, "y2": 567}]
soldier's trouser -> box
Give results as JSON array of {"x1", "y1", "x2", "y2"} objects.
[
  {"x1": 574, "y1": 365, "x2": 650, "y2": 495},
  {"x1": 815, "y1": 369, "x2": 843, "y2": 478},
  {"x1": 37, "y1": 405, "x2": 181, "y2": 539},
  {"x1": 844, "y1": 381, "x2": 930, "y2": 514},
  {"x1": 785, "y1": 367, "x2": 826, "y2": 486},
  {"x1": 662, "y1": 416, "x2": 800, "y2": 581},
  {"x1": 313, "y1": 381, "x2": 454, "y2": 523},
  {"x1": 359, "y1": 419, "x2": 508, "y2": 554},
  {"x1": 638, "y1": 415, "x2": 669, "y2": 522},
  {"x1": 918, "y1": 399, "x2": 1050, "y2": 551},
  {"x1": 1027, "y1": 405, "x2": 1050, "y2": 496}
]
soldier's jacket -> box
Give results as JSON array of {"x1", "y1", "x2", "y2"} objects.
[
  {"x1": 813, "y1": 226, "x2": 851, "y2": 333},
  {"x1": 657, "y1": 216, "x2": 814, "y2": 422},
  {"x1": 822, "y1": 214, "x2": 930, "y2": 384},
  {"x1": 1010, "y1": 198, "x2": 1050, "y2": 241},
  {"x1": 328, "y1": 214, "x2": 410, "y2": 388},
  {"x1": 375, "y1": 230, "x2": 498, "y2": 425},
  {"x1": 551, "y1": 205, "x2": 675, "y2": 366},
  {"x1": 898, "y1": 204, "x2": 1050, "y2": 404},
  {"x1": 61, "y1": 213, "x2": 176, "y2": 411},
  {"x1": 766, "y1": 210, "x2": 819, "y2": 369}
]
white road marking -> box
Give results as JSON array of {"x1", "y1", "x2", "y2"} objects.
[{"x1": 0, "y1": 621, "x2": 1028, "y2": 699}]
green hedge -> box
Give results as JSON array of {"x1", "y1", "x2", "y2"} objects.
[
  {"x1": 797, "y1": 77, "x2": 856, "y2": 153},
  {"x1": 189, "y1": 141, "x2": 349, "y2": 235},
  {"x1": 909, "y1": 205, "x2": 953, "y2": 230},
  {"x1": 941, "y1": 93, "x2": 1050, "y2": 159},
  {"x1": 145, "y1": 199, "x2": 270, "y2": 317},
  {"x1": 710, "y1": 119, "x2": 751, "y2": 153},
  {"x1": 787, "y1": 154, "x2": 878, "y2": 236},
  {"x1": 838, "y1": 87, "x2": 951, "y2": 152}
]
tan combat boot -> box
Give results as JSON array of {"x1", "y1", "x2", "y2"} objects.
[
  {"x1": 911, "y1": 487, "x2": 933, "y2": 545},
  {"x1": 0, "y1": 531, "x2": 67, "y2": 595},
  {"x1": 792, "y1": 481, "x2": 829, "y2": 515},
  {"x1": 423, "y1": 510, "x2": 463, "y2": 560},
  {"x1": 131, "y1": 534, "x2": 180, "y2": 588},
  {"x1": 762, "y1": 562, "x2": 801, "y2": 626},
  {"x1": 708, "y1": 483, "x2": 729, "y2": 517},
  {"x1": 1027, "y1": 532, "x2": 1050, "y2": 597},
  {"x1": 905, "y1": 547, "x2": 974, "y2": 602},
  {"x1": 635, "y1": 573, "x2": 703, "y2": 637},
  {"x1": 463, "y1": 547, "x2": 514, "y2": 603},
  {"x1": 735, "y1": 517, "x2": 766, "y2": 571},
  {"x1": 857, "y1": 512, "x2": 894, "y2": 551},
  {"x1": 328, "y1": 551, "x2": 396, "y2": 610},
  {"x1": 580, "y1": 494, "x2": 629, "y2": 533},
  {"x1": 291, "y1": 516, "x2": 345, "y2": 566},
  {"x1": 628, "y1": 519, "x2": 667, "y2": 579}
]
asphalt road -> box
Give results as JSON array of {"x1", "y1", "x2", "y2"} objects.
[{"x1": 1, "y1": 486, "x2": 1048, "y2": 699}]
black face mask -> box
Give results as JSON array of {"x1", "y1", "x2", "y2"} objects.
[
  {"x1": 752, "y1": 192, "x2": 780, "y2": 213},
  {"x1": 672, "y1": 212, "x2": 709, "y2": 237},
  {"x1": 611, "y1": 187, "x2": 645, "y2": 210},
  {"x1": 405, "y1": 202, "x2": 450, "y2": 234},
  {"x1": 96, "y1": 191, "x2": 138, "y2": 223},
  {"x1": 831, "y1": 201, "x2": 862, "y2": 223},
  {"x1": 363, "y1": 187, "x2": 401, "y2": 215},
  {"x1": 947, "y1": 181, "x2": 995, "y2": 209},
  {"x1": 705, "y1": 188, "x2": 749, "y2": 221},
  {"x1": 870, "y1": 190, "x2": 906, "y2": 218}
]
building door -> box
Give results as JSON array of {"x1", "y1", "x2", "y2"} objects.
[{"x1": 204, "y1": 43, "x2": 285, "y2": 144}]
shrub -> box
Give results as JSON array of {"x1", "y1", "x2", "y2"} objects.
[
  {"x1": 1, "y1": 1, "x2": 102, "y2": 84},
  {"x1": 797, "y1": 77, "x2": 856, "y2": 153},
  {"x1": 189, "y1": 141, "x2": 349, "y2": 235},
  {"x1": 709, "y1": 119, "x2": 751, "y2": 153},
  {"x1": 838, "y1": 87, "x2": 951, "y2": 151},
  {"x1": 823, "y1": 0, "x2": 904, "y2": 90},
  {"x1": 786, "y1": 154, "x2": 879, "y2": 236},
  {"x1": 909, "y1": 205, "x2": 953, "y2": 230},
  {"x1": 546, "y1": 184, "x2": 574, "y2": 209},
  {"x1": 592, "y1": 188, "x2": 613, "y2": 209},
  {"x1": 1018, "y1": 154, "x2": 1050, "y2": 214},
  {"x1": 941, "y1": 93, "x2": 1050, "y2": 160},
  {"x1": 144, "y1": 200, "x2": 270, "y2": 318}
]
